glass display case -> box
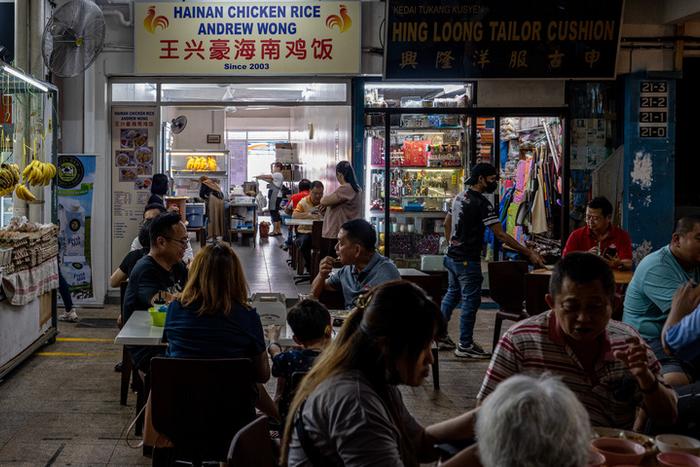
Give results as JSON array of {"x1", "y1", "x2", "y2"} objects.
[
  {"x1": 165, "y1": 149, "x2": 229, "y2": 198},
  {"x1": 364, "y1": 83, "x2": 473, "y2": 268}
]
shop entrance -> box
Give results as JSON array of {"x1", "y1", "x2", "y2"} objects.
[{"x1": 109, "y1": 80, "x2": 351, "y2": 274}]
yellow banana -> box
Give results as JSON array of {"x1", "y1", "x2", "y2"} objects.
[{"x1": 15, "y1": 184, "x2": 36, "y2": 202}]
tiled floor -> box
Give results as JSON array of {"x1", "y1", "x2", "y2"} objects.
[{"x1": 0, "y1": 236, "x2": 497, "y2": 466}]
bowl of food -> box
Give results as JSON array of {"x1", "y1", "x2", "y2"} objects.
[
  {"x1": 588, "y1": 449, "x2": 606, "y2": 466},
  {"x1": 592, "y1": 437, "x2": 645, "y2": 465},
  {"x1": 592, "y1": 427, "x2": 656, "y2": 456},
  {"x1": 657, "y1": 452, "x2": 700, "y2": 467},
  {"x1": 149, "y1": 305, "x2": 167, "y2": 327},
  {"x1": 656, "y1": 435, "x2": 700, "y2": 455}
]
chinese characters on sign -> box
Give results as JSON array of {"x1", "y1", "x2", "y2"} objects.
[
  {"x1": 384, "y1": 0, "x2": 623, "y2": 79},
  {"x1": 135, "y1": 2, "x2": 360, "y2": 75}
]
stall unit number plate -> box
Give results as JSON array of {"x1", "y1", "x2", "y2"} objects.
[{"x1": 639, "y1": 81, "x2": 669, "y2": 138}]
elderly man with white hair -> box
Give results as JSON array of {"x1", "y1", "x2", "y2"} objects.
[{"x1": 441, "y1": 374, "x2": 592, "y2": 467}]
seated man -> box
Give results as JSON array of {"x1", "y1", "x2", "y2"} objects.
[
  {"x1": 311, "y1": 219, "x2": 400, "y2": 309},
  {"x1": 661, "y1": 283, "x2": 700, "y2": 378},
  {"x1": 122, "y1": 212, "x2": 189, "y2": 371},
  {"x1": 624, "y1": 216, "x2": 700, "y2": 386},
  {"x1": 563, "y1": 196, "x2": 633, "y2": 270},
  {"x1": 110, "y1": 218, "x2": 152, "y2": 288},
  {"x1": 292, "y1": 180, "x2": 324, "y2": 272},
  {"x1": 444, "y1": 375, "x2": 592, "y2": 467},
  {"x1": 479, "y1": 253, "x2": 677, "y2": 430},
  {"x1": 282, "y1": 179, "x2": 311, "y2": 251},
  {"x1": 131, "y1": 203, "x2": 194, "y2": 265}
]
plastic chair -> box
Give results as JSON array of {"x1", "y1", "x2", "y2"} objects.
[
  {"x1": 227, "y1": 415, "x2": 279, "y2": 467},
  {"x1": 150, "y1": 358, "x2": 257, "y2": 466},
  {"x1": 488, "y1": 261, "x2": 529, "y2": 350}
]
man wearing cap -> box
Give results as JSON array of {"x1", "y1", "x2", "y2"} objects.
[{"x1": 439, "y1": 163, "x2": 545, "y2": 358}]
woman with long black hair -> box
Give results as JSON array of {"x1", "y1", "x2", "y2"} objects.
[
  {"x1": 319, "y1": 161, "x2": 362, "y2": 257},
  {"x1": 282, "y1": 280, "x2": 476, "y2": 466}
]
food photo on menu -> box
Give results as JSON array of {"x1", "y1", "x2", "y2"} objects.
[
  {"x1": 134, "y1": 177, "x2": 152, "y2": 190},
  {"x1": 120, "y1": 128, "x2": 148, "y2": 149},
  {"x1": 115, "y1": 151, "x2": 134, "y2": 167},
  {"x1": 119, "y1": 168, "x2": 138, "y2": 182}
]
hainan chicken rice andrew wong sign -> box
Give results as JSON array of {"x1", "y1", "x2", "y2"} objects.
[{"x1": 134, "y1": 1, "x2": 361, "y2": 75}]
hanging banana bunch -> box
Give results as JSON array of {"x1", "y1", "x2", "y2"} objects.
[{"x1": 23, "y1": 159, "x2": 56, "y2": 186}]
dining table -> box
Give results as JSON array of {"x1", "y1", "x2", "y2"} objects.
[{"x1": 529, "y1": 267, "x2": 634, "y2": 285}]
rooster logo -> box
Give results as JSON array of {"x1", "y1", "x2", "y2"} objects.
[
  {"x1": 144, "y1": 6, "x2": 169, "y2": 33},
  {"x1": 325, "y1": 4, "x2": 352, "y2": 32}
]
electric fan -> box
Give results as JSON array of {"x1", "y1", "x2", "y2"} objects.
[{"x1": 42, "y1": 0, "x2": 106, "y2": 78}]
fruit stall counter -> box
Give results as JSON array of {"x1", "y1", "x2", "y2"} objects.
[{"x1": 0, "y1": 222, "x2": 59, "y2": 380}]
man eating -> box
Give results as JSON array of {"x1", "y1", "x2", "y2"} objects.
[{"x1": 479, "y1": 253, "x2": 677, "y2": 430}]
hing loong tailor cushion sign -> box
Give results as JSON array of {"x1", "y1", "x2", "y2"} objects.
[
  {"x1": 384, "y1": 0, "x2": 624, "y2": 80},
  {"x1": 134, "y1": 1, "x2": 361, "y2": 75}
]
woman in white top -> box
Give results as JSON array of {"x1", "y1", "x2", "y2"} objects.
[
  {"x1": 282, "y1": 281, "x2": 477, "y2": 467},
  {"x1": 256, "y1": 162, "x2": 286, "y2": 236}
]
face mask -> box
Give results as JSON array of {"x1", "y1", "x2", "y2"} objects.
[{"x1": 485, "y1": 181, "x2": 498, "y2": 193}]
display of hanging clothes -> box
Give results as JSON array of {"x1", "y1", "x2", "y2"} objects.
[{"x1": 530, "y1": 161, "x2": 549, "y2": 234}]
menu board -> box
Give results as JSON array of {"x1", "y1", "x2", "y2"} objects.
[{"x1": 110, "y1": 106, "x2": 157, "y2": 275}]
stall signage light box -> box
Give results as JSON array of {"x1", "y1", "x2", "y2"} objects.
[
  {"x1": 134, "y1": 1, "x2": 361, "y2": 75},
  {"x1": 384, "y1": 0, "x2": 624, "y2": 80}
]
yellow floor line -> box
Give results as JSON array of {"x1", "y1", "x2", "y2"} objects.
[
  {"x1": 36, "y1": 351, "x2": 99, "y2": 357},
  {"x1": 56, "y1": 337, "x2": 113, "y2": 343}
]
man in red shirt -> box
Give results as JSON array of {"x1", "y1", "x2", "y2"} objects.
[
  {"x1": 281, "y1": 179, "x2": 311, "y2": 251},
  {"x1": 563, "y1": 197, "x2": 633, "y2": 270}
]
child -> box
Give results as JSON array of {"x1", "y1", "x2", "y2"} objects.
[{"x1": 267, "y1": 299, "x2": 331, "y2": 421}]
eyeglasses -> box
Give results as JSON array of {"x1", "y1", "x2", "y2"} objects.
[{"x1": 164, "y1": 236, "x2": 188, "y2": 247}]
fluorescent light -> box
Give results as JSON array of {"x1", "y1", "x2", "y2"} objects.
[
  {"x1": 2, "y1": 66, "x2": 49, "y2": 92},
  {"x1": 244, "y1": 106, "x2": 270, "y2": 111},
  {"x1": 365, "y1": 83, "x2": 464, "y2": 90}
]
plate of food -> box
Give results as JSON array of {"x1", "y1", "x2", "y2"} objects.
[
  {"x1": 115, "y1": 151, "x2": 133, "y2": 167},
  {"x1": 119, "y1": 168, "x2": 137, "y2": 182},
  {"x1": 592, "y1": 427, "x2": 656, "y2": 456},
  {"x1": 134, "y1": 146, "x2": 153, "y2": 163}
]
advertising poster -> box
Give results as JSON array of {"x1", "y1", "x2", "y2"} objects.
[
  {"x1": 134, "y1": 1, "x2": 361, "y2": 75},
  {"x1": 57, "y1": 155, "x2": 96, "y2": 304},
  {"x1": 111, "y1": 106, "x2": 157, "y2": 277}
]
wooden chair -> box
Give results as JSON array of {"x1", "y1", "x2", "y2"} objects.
[
  {"x1": 227, "y1": 415, "x2": 279, "y2": 467},
  {"x1": 524, "y1": 273, "x2": 551, "y2": 317},
  {"x1": 488, "y1": 261, "x2": 529, "y2": 351},
  {"x1": 308, "y1": 220, "x2": 324, "y2": 279},
  {"x1": 150, "y1": 358, "x2": 257, "y2": 466}
]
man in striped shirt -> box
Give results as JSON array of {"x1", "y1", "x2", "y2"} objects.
[{"x1": 478, "y1": 253, "x2": 677, "y2": 429}]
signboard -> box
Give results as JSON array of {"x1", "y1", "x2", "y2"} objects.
[
  {"x1": 639, "y1": 81, "x2": 669, "y2": 138},
  {"x1": 0, "y1": 1, "x2": 14, "y2": 63},
  {"x1": 110, "y1": 106, "x2": 157, "y2": 277},
  {"x1": 384, "y1": 0, "x2": 624, "y2": 80},
  {"x1": 134, "y1": 1, "x2": 361, "y2": 75},
  {"x1": 58, "y1": 155, "x2": 96, "y2": 305}
]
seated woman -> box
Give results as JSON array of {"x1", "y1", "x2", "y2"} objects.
[
  {"x1": 442, "y1": 375, "x2": 592, "y2": 467},
  {"x1": 282, "y1": 280, "x2": 477, "y2": 466},
  {"x1": 110, "y1": 219, "x2": 152, "y2": 288},
  {"x1": 163, "y1": 242, "x2": 278, "y2": 419}
]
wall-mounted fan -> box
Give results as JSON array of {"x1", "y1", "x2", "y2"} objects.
[
  {"x1": 171, "y1": 116, "x2": 188, "y2": 134},
  {"x1": 42, "y1": 0, "x2": 106, "y2": 78}
]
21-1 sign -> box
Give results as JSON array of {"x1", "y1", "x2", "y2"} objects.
[{"x1": 639, "y1": 80, "x2": 668, "y2": 139}]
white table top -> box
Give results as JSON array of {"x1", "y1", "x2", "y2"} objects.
[
  {"x1": 114, "y1": 310, "x2": 165, "y2": 346},
  {"x1": 114, "y1": 310, "x2": 341, "y2": 349},
  {"x1": 285, "y1": 218, "x2": 316, "y2": 226}
]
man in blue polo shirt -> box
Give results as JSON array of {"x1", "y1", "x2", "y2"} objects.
[
  {"x1": 311, "y1": 219, "x2": 400, "y2": 309},
  {"x1": 624, "y1": 216, "x2": 700, "y2": 386}
]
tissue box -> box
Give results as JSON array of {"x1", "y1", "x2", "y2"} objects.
[
  {"x1": 420, "y1": 255, "x2": 445, "y2": 271},
  {"x1": 250, "y1": 293, "x2": 286, "y2": 326}
]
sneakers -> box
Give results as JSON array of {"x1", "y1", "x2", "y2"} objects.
[
  {"x1": 58, "y1": 310, "x2": 79, "y2": 322},
  {"x1": 436, "y1": 335, "x2": 456, "y2": 350},
  {"x1": 454, "y1": 342, "x2": 491, "y2": 359}
]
